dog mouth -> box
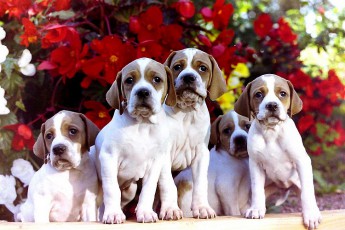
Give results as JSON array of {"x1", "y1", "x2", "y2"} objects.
[
  {"x1": 233, "y1": 150, "x2": 249, "y2": 158},
  {"x1": 176, "y1": 89, "x2": 203, "y2": 109},
  {"x1": 52, "y1": 158, "x2": 73, "y2": 171}
]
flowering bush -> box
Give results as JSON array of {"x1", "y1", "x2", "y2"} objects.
[{"x1": 0, "y1": 0, "x2": 344, "y2": 220}]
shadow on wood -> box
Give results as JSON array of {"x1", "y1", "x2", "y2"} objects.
[{"x1": 1, "y1": 209, "x2": 344, "y2": 230}]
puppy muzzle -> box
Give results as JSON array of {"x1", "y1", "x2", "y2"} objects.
[
  {"x1": 175, "y1": 74, "x2": 205, "y2": 109},
  {"x1": 231, "y1": 135, "x2": 249, "y2": 158},
  {"x1": 50, "y1": 144, "x2": 75, "y2": 171}
]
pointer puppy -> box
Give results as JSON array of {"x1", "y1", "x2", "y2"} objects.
[
  {"x1": 158, "y1": 48, "x2": 227, "y2": 220},
  {"x1": 95, "y1": 58, "x2": 176, "y2": 224},
  {"x1": 174, "y1": 110, "x2": 251, "y2": 217},
  {"x1": 17, "y1": 110, "x2": 100, "y2": 222},
  {"x1": 234, "y1": 74, "x2": 321, "y2": 229}
]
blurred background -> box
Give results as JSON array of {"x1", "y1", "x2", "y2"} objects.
[{"x1": 0, "y1": 0, "x2": 344, "y2": 221}]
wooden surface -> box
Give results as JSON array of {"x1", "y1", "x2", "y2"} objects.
[{"x1": 1, "y1": 209, "x2": 344, "y2": 230}]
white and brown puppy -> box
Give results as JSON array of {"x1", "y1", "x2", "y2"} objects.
[
  {"x1": 174, "y1": 110, "x2": 251, "y2": 217},
  {"x1": 95, "y1": 58, "x2": 176, "y2": 224},
  {"x1": 234, "y1": 74, "x2": 321, "y2": 229},
  {"x1": 158, "y1": 48, "x2": 227, "y2": 220},
  {"x1": 17, "y1": 110, "x2": 100, "y2": 222}
]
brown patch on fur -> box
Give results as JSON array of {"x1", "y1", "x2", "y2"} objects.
[{"x1": 176, "y1": 180, "x2": 192, "y2": 208}]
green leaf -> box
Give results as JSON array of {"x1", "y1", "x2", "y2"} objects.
[
  {"x1": 49, "y1": 10, "x2": 76, "y2": 20},
  {"x1": 0, "y1": 112, "x2": 17, "y2": 127},
  {"x1": 15, "y1": 100, "x2": 26, "y2": 112}
]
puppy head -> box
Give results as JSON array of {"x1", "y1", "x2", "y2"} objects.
[
  {"x1": 106, "y1": 58, "x2": 176, "y2": 121},
  {"x1": 210, "y1": 110, "x2": 250, "y2": 158},
  {"x1": 234, "y1": 74, "x2": 302, "y2": 125},
  {"x1": 33, "y1": 110, "x2": 100, "y2": 171},
  {"x1": 164, "y1": 48, "x2": 227, "y2": 109}
]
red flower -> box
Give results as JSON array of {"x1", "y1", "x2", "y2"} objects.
[
  {"x1": 135, "y1": 6, "x2": 163, "y2": 42},
  {"x1": 277, "y1": 17, "x2": 297, "y2": 44},
  {"x1": 20, "y1": 18, "x2": 39, "y2": 47},
  {"x1": 84, "y1": 101, "x2": 111, "y2": 129},
  {"x1": 333, "y1": 121, "x2": 345, "y2": 147},
  {"x1": 173, "y1": 0, "x2": 195, "y2": 19},
  {"x1": 200, "y1": 0, "x2": 234, "y2": 30},
  {"x1": 137, "y1": 41, "x2": 163, "y2": 60},
  {"x1": 214, "y1": 29, "x2": 235, "y2": 46},
  {"x1": 297, "y1": 114, "x2": 314, "y2": 134},
  {"x1": 198, "y1": 34, "x2": 212, "y2": 47},
  {"x1": 253, "y1": 13, "x2": 273, "y2": 38},
  {"x1": 38, "y1": 28, "x2": 88, "y2": 80},
  {"x1": 3, "y1": 123, "x2": 35, "y2": 151},
  {"x1": 41, "y1": 24, "x2": 70, "y2": 48},
  {"x1": 81, "y1": 36, "x2": 136, "y2": 87},
  {"x1": 286, "y1": 69, "x2": 313, "y2": 91},
  {"x1": 1, "y1": 0, "x2": 32, "y2": 19},
  {"x1": 53, "y1": 0, "x2": 71, "y2": 11}
]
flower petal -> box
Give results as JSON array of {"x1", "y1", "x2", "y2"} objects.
[{"x1": 18, "y1": 49, "x2": 32, "y2": 67}]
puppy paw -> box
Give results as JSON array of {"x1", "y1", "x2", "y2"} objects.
[
  {"x1": 192, "y1": 205, "x2": 216, "y2": 219},
  {"x1": 136, "y1": 209, "x2": 158, "y2": 223},
  {"x1": 102, "y1": 209, "x2": 126, "y2": 224},
  {"x1": 302, "y1": 208, "x2": 322, "y2": 229},
  {"x1": 245, "y1": 207, "x2": 266, "y2": 219},
  {"x1": 159, "y1": 206, "x2": 183, "y2": 220}
]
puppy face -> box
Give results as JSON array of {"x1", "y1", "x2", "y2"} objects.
[
  {"x1": 210, "y1": 111, "x2": 251, "y2": 158},
  {"x1": 33, "y1": 110, "x2": 99, "y2": 171},
  {"x1": 106, "y1": 58, "x2": 176, "y2": 120},
  {"x1": 234, "y1": 74, "x2": 302, "y2": 125},
  {"x1": 165, "y1": 48, "x2": 227, "y2": 109}
]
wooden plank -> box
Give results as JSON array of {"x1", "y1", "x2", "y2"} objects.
[{"x1": 1, "y1": 209, "x2": 344, "y2": 230}]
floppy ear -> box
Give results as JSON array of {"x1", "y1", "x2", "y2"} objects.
[
  {"x1": 164, "y1": 66, "x2": 177, "y2": 106},
  {"x1": 208, "y1": 55, "x2": 227, "y2": 100},
  {"x1": 287, "y1": 80, "x2": 303, "y2": 116},
  {"x1": 106, "y1": 71, "x2": 124, "y2": 114},
  {"x1": 210, "y1": 115, "x2": 222, "y2": 150},
  {"x1": 79, "y1": 114, "x2": 100, "y2": 151},
  {"x1": 164, "y1": 51, "x2": 177, "y2": 67},
  {"x1": 33, "y1": 123, "x2": 47, "y2": 159},
  {"x1": 234, "y1": 82, "x2": 253, "y2": 119}
]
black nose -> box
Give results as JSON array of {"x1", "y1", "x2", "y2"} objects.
[
  {"x1": 266, "y1": 102, "x2": 278, "y2": 112},
  {"x1": 136, "y1": 88, "x2": 151, "y2": 99},
  {"x1": 53, "y1": 144, "x2": 66, "y2": 156},
  {"x1": 182, "y1": 74, "x2": 196, "y2": 84},
  {"x1": 234, "y1": 135, "x2": 247, "y2": 148}
]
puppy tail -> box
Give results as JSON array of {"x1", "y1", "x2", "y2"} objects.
[{"x1": 274, "y1": 189, "x2": 290, "y2": 206}]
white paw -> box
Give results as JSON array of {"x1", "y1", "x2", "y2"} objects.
[
  {"x1": 192, "y1": 205, "x2": 216, "y2": 219},
  {"x1": 245, "y1": 207, "x2": 266, "y2": 219},
  {"x1": 302, "y1": 208, "x2": 322, "y2": 229},
  {"x1": 102, "y1": 208, "x2": 126, "y2": 224},
  {"x1": 159, "y1": 206, "x2": 183, "y2": 220},
  {"x1": 136, "y1": 209, "x2": 158, "y2": 223}
]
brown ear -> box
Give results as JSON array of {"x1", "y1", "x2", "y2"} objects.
[
  {"x1": 234, "y1": 82, "x2": 253, "y2": 119},
  {"x1": 287, "y1": 80, "x2": 303, "y2": 116},
  {"x1": 164, "y1": 66, "x2": 177, "y2": 106},
  {"x1": 106, "y1": 71, "x2": 124, "y2": 114},
  {"x1": 164, "y1": 51, "x2": 177, "y2": 67},
  {"x1": 79, "y1": 114, "x2": 100, "y2": 151},
  {"x1": 33, "y1": 123, "x2": 47, "y2": 159},
  {"x1": 208, "y1": 55, "x2": 227, "y2": 100},
  {"x1": 210, "y1": 115, "x2": 222, "y2": 150}
]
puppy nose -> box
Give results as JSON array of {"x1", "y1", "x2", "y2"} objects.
[
  {"x1": 266, "y1": 102, "x2": 278, "y2": 111},
  {"x1": 234, "y1": 136, "x2": 247, "y2": 148},
  {"x1": 136, "y1": 88, "x2": 151, "y2": 99},
  {"x1": 182, "y1": 74, "x2": 196, "y2": 84},
  {"x1": 53, "y1": 144, "x2": 66, "y2": 156}
]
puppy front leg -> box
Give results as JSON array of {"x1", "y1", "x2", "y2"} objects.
[
  {"x1": 245, "y1": 158, "x2": 266, "y2": 219},
  {"x1": 33, "y1": 195, "x2": 51, "y2": 223},
  {"x1": 295, "y1": 153, "x2": 321, "y2": 229},
  {"x1": 158, "y1": 160, "x2": 183, "y2": 220},
  {"x1": 191, "y1": 146, "x2": 216, "y2": 219},
  {"x1": 135, "y1": 157, "x2": 163, "y2": 223},
  {"x1": 99, "y1": 150, "x2": 125, "y2": 224}
]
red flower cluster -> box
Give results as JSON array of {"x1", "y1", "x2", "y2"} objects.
[
  {"x1": 84, "y1": 101, "x2": 111, "y2": 129},
  {"x1": 3, "y1": 124, "x2": 35, "y2": 151},
  {"x1": 201, "y1": 0, "x2": 234, "y2": 30},
  {"x1": 20, "y1": 18, "x2": 40, "y2": 47}
]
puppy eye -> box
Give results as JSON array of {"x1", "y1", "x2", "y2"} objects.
[
  {"x1": 153, "y1": 76, "x2": 162, "y2": 84},
  {"x1": 199, "y1": 65, "x2": 207, "y2": 72},
  {"x1": 255, "y1": 92, "x2": 263, "y2": 98},
  {"x1": 46, "y1": 133, "x2": 53, "y2": 140},
  {"x1": 125, "y1": 77, "x2": 134, "y2": 85},
  {"x1": 69, "y1": 128, "x2": 78, "y2": 135},
  {"x1": 223, "y1": 128, "x2": 231, "y2": 135},
  {"x1": 173, "y1": 64, "x2": 182, "y2": 71},
  {"x1": 280, "y1": 91, "x2": 287, "y2": 97},
  {"x1": 245, "y1": 124, "x2": 251, "y2": 130}
]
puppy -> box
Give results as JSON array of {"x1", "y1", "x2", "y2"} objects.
[
  {"x1": 17, "y1": 110, "x2": 100, "y2": 222},
  {"x1": 234, "y1": 74, "x2": 321, "y2": 229},
  {"x1": 174, "y1": 110, "x2": 251, "y2": 217},
  {"x1": 158, "y1": 48, "x2": 227, "y2": 220},
  {"x1": 95, "y1": 58, "x2": 176, "y2": 224}
]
